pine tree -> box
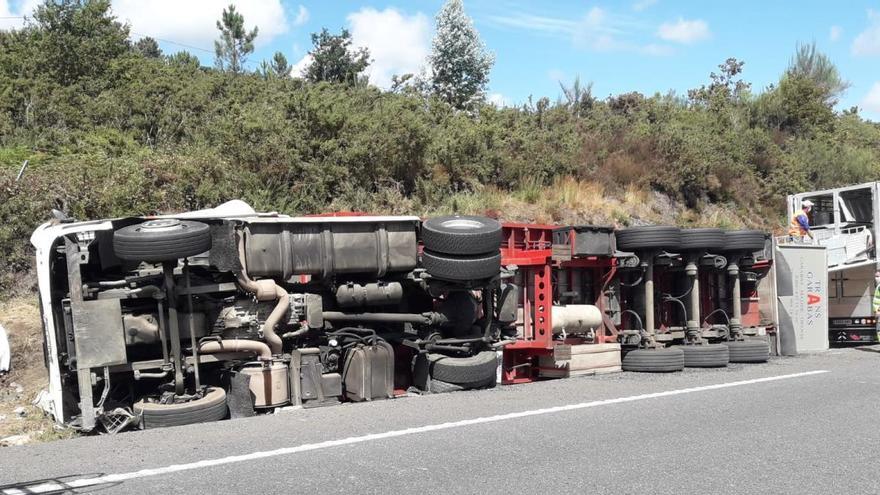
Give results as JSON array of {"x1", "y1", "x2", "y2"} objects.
[
  {"x1": 303, "y1": 28, "x2": 370, "y2": 85},
  {"x1": 134, "y1": 37, "x2": 162, "y2": 58},
  {"x1": 214, "y1": 4, "x2": 258, "y2": 73},
  {"x1": 428, "y1": 0, "x2": 494, "y2": 110},
  {"x1": 270, "y1": 52, "x2": 291, "y2": 77},
  {"x1": 787, "y1": 42, "x2": 850, "y2": 105}
]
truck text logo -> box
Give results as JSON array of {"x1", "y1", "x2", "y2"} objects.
[{"x1": 805, "y1": 271, "x2": 823, "y2": 326}]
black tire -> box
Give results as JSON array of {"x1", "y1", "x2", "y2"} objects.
[
  {"x1": 421, "y1": 216, "x2": 502, "y2": 256},
  {"x1": 679, "y1": 343, "x2": 729, "y2": 367},
  {"x1": 721, "y1": 230, "x2": 766, "y2": 253},
  {"x1": 621, "y1": 347, "x2": 684, "y2": 372},
  {"x1": 422, "y1": 250, "x2": 501, "y2": 281},
  {"x1": 680, "y1": 228, "x2": 725, "y2": 251},
  {"x1": 134, "y1": 387, "x2": 228, "y2": 429},
  {"x1": 428, "y1": 376, "x2": 496, "y2": 394},
  {"x1": 114, "y1": 219, "x2": 211, "y2": 262},
  {"x1": 615, "y1": 226, "x2": 682, "y2": 252},
  {"x1": 427, "y1": 351, "x2": 498, "y2": 385},
  {"x1": 726, "y1": 339, "x2": 770, "y2": 363}
]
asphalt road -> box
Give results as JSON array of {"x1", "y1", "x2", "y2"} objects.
[{"x1": 2, "y1": 347, "x2": 880, "y2": 495}]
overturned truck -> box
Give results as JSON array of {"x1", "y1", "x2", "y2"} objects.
[
  {"x1": 32, "y1": 201, "x2": 778, "y2": 432},
  {"x1": 32, "y1": 202, "x2": 511, "y2": 432}
]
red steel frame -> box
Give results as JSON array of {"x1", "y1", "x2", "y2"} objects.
[{"x1": 499, "y1": 223, "x2": 618, "y2": 384}]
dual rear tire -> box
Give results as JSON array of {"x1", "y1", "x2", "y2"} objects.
[
  {"x1": 421, "y1": 216, "x2": 502, "y2": 282},
  {"x1": 680, "y1": 343, "x2": 729, "y2": 367},
  {"x1": 727, "y1": 338, "x2": 770, "y2": 363},
  {"x1": 622, "y1": 347, "x2": 684, "y2": 372},
  {"x1": 414, "y1": 351, "x2": 499, "y2": 393},
  {"x1": 623, "y1": 339, "x2": 769, "y2": 372}
]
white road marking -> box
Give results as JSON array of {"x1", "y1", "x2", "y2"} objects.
[{"x1": 4, "y1": 369, "x2": 829, "y2": 494}]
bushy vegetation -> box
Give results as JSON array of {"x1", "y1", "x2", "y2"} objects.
[{"x1": 1, "y1": 0, "x2": 879, "y2": 295}]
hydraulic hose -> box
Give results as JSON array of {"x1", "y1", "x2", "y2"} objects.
[{"x1": 662, "y1": 295, "x2": 688, "y2": 327}]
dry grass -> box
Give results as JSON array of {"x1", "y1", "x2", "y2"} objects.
[
  {"x1": 432, "y1": 177, "x2": 765, "y2": 231},
  {"x1": 0, "y1": 297, "x2": 76, "y2": 444}
]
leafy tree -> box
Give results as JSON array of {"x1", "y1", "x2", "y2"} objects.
[
  {"x1": 134, "y1": 36, "x2": 161, "y2": 58},
  {"x1": 688, "y1": 58, "x2": 751, "y2": 112},
  {"x1": 787, "y1": 42, "x2": 849, "y2": 106},
  {"x1": 32, "y1": 0, "x2": 130, "y2": 85},
  {"x1": 166, "y1": 51, "x2": 201, "y2": 70},
  {"x1": 303, "y1": 28, "x2": 370, "y2": 85},
  {"x1": 214, "y1": 4, "x2": 258, "y2": 73},
  {"x1": 428, "y1": 0, "x2": 494, "y2": 110},
  {"x1": 758, "y1": 74, "x2": 836, "y2": 135}
]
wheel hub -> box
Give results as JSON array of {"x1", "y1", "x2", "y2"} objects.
[{"x1": 138, "y1": 219, "x2": 182, "y2": 231}]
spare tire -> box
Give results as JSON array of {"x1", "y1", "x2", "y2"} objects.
[
  {"x1": 427, "y1": 351, "x2": 498, "y2": 385},
  {"x1": 134, "y1": 387, "x2": 228, "y2": 429},
  {"x1": 680, "y1": 228, "x2": 725, "y2": 251},
  {"x1": 114, "y1": 219, "x2": 211, "y2": 263},
  {"x1": 422, "y1": 250, "x2": 501, "y2": 281},
  {"x1": 721, "y1": 230, "x2": 766, "y2": 253},
  {"x1": 422, "y1": 216, "x2": 502, "y2": 255},
  {"x1": 621, "y1": 347, "x2": 684, "y2": 372},
  {"x1": 615, "y1": 226, "x2": 682, "y2": 252}
]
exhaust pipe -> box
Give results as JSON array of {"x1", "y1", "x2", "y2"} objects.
[
  {"x1": 235, "y1": 233, "x2": 286, "y2": 355},
  {"x1": 200, "y1": 339, "x2": 272, "y2": 360}
]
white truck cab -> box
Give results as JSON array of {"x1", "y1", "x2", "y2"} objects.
[{"x1": 783, "y1": 182, "x2": 879, "y2": 343}]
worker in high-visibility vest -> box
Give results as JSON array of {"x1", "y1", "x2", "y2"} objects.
[{"x1": 788, "y1": 199, "x2": 814, "y2": 242}]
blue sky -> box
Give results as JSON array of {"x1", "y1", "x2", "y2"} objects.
[{"x1": 2, "y1": 0, "x2": 879, "y2": 120}]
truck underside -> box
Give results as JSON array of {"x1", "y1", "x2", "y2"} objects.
[{"x1": 32, "y1": 201, "x2": 777, "y2": 432}]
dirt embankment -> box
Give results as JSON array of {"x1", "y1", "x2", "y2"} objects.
[{"x1": 0, "y1": 298, "x2": 75, "y2": 445}]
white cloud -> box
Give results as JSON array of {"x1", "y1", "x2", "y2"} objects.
[
  {"x1": 547, "y1": 68, "x2": 566, "y2": 82},
  {"x1": 571, "y1": 7, "x2": 620, "y2": 51},
  {"x1": 829, "y1": 25, "x2": 842, "y2": 42},
  {"x1": 487, "y1": 93, "x2": 507, "y2": 107},
  {"x1": 0, "y1": 0, "x2": 40, "y2": 30},
  {"x1": 657, "y1": 18, "x2": 710, "y2": 44},
  {"x1": 641, "y1": 43, "x2": 673, "y2": 56},
  {"x1": 852, "y1": 9, "x2": 880, "y2": 56},
  {"x1": 632, "y1": 0, "x2": 657, "y2": 12},
  {"x1": 290, "y1": 53, "x2": 312, "y2": 78},
  {"x1": 347, "y1": 7, "x2": 431, "y2": 89},
  {"x1": 112, "y1": 0, "x2": 289, "y2": 49},
  {"x1": 489, "y1": 7, "x2": 670, "y2": 56},
  {"x1": 863, "y1": 82, "x2": 880, "y2": 113},
  {"x1": 293, "y1": 5, "x2": 308, "y2": 27}
]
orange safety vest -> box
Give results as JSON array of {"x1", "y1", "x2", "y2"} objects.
[{"x1": 788, "y1": 211, "x2": 809, "y2": 237}]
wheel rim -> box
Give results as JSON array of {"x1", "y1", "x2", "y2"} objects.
[{"x1": 439, "y1": 218, "x2": 484, "y2": 230}]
